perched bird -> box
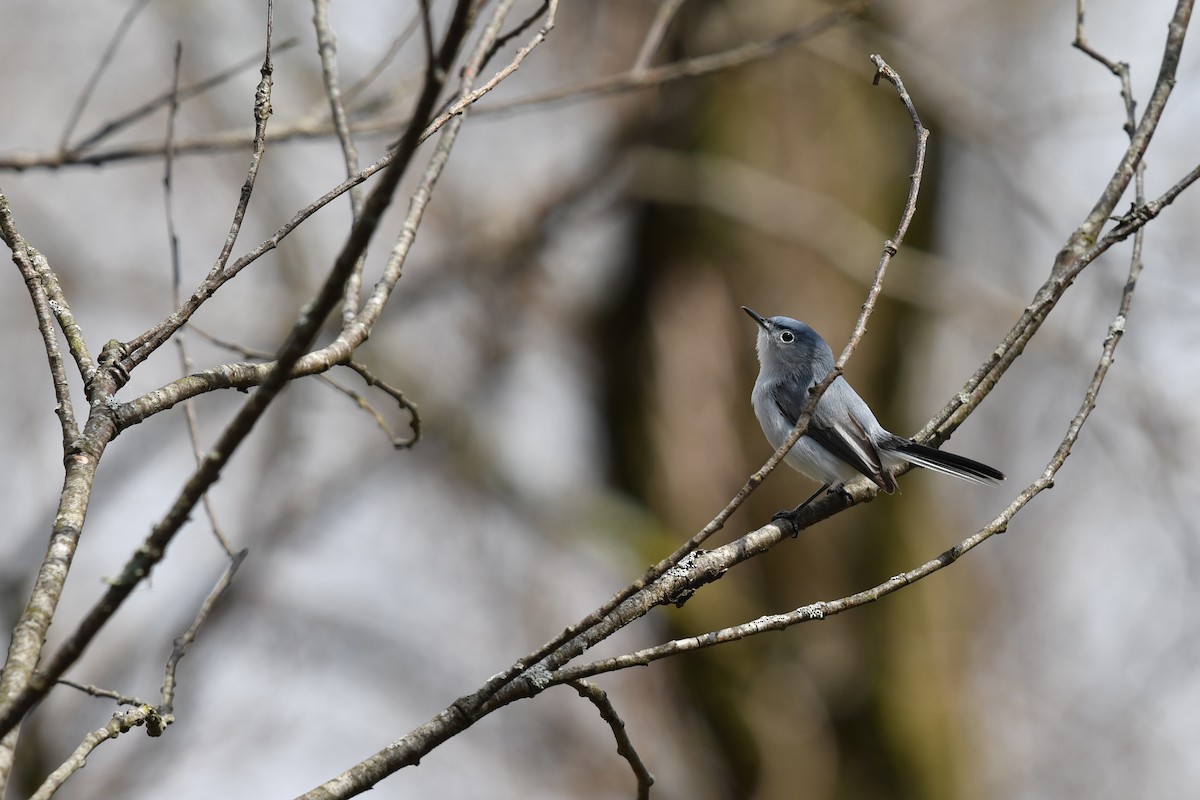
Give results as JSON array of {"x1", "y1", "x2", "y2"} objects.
[{"x1": 743, "y1": 306, "x2": 1004, "y2": 514}]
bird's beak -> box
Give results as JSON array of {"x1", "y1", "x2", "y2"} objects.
[{"x1": 742, "y1": 306, "x2": 769, "y2": 331}]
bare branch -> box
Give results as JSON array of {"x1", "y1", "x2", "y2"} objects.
[
  {"x1": 56, "y1": 679, "x2": 147, "y2": 708},
  {"x1": 72, "y1": 37, "x2": 302, "y2": 155},
  {"x1": 58, "y1": 0, "x2": 152, "y2": 151},
  {"x1": 0, "y1": 199, "x2": 81, "y2": 445},
  {"x1": 0, "y1": 0, "x2": 477, "y2": 742},
  {"x1": 419, "y1": 2, "x2": 558, "y2": 169},
  {"x1": 312, "y1": 0, "x2": 368, "y2": 325},
  {"x1": 30, "y1": 705, "x2": 168, "y2": 800},
  {"x1": 481, "y1": 1, "x2": 873, "y2": 115},
  {"x1": 918, "y1": 0, "x2": 1193, "y2": 445},
  {"x1": 121, "y1": 1, "x2": 282, "y2": 372},
  {"x1": 338, "y1": 361, "x2": 422, "y2": 449},
  {"x1": 0, "y1": 2, "x2": 874, "y2": 173},
  {"x1": 756, "y1": 52, "x2": 932, "y2": 523},
  {"x1": 159, "y1": 549, "x2": 249, "y2": 717},
  {"x1": 633, "y1": 0, "x2": 687, "y2": 73},
  {"x1": 568, "y1": 680, "x2": 654, "y2": 800}
]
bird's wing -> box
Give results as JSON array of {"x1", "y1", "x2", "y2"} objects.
[{"x1": 770, "y1": 378, "x2": 889, "y2": 489}]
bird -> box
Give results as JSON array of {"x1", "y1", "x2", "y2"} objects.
[{"x1": 743, "y1": 306, "x2": 1004, "y2": 516}]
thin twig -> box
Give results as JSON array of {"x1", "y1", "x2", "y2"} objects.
[
  {"x1": 0, "y1": 199, "x2": 80, "y2": 445},
  {"x1": 121, "y1": 0, "x2": 281, "y2": 369},
  {"x1": 633, "y1": 0, "x2": 687, "y2": 73},
  {"x1": 312, "y1": 0, "x2": 368, "y2": 325},
  {"x1": 762, "y1": 53, "x2": 929, "y2": 528},
  {"x1": 159, "y1": 549, "x2": 249, "y2": 716},
  {"x1": 1073, "y1": 1, "x2": 1138, "y2": 135},
  {"x1": 55, "y1": 679, "x2": 146, "y2": 708},
  {"x1": 481, "y1": 1, "x2": 873, "y2": 115},
  {"x1": 339, "y1": 361, "x2": 422, "y2": 448},
  {"x1": 73, "y1": 37, "x2": 302, "y2": 154},
  {"x1": 0, "y1": 2, "x2": 874, "y2": 173},
  {"x1": 482, "y1": 0, "x2": 549, "y2": 66},
  {"x1": 58, "y1": 0, "x2": 152, "y2": 151},
  {"x1": 29, "y1": 706, "x2": 167, "y2": 800},
  {"x1": 421, "y1": 0, "x2": 558, "y2": 142},
  {"x1": 343, "y1": 8, "x2": 427, "y2": 104},
  {"x1": 161, "y1": 44, "x2": 237, "y2": 558},
  {"x1": 568, "y1": 680, "x2": 654, "y2": 800}
]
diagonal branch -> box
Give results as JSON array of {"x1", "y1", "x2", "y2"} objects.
[
  {"x1": 29, "y1": 705, "x2": 167, "y2": 800},
  {"x1": 480, "y1": 1, "x2": 874, "y2": 115},
  {"x1": 159, "y1": 549, "x2": 249, "y2": 717},
  {"x1": 0, "y1": 2, "x2": 874, "y2": 173},
  {"x1": 918, "y1": 0, "x2": 1192, "y2": 446},
  {"x1": 0, "y1": 0, "x2": 477, "y2": 741},
  {"x1": 72, "y1": 37, "x2": 302, "y2": 155},
  {"x1": 58, "y1": 0, "x2": 152, "y2": 151}
]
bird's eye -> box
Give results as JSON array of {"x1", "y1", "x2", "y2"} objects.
[{"x1": 779, "y1": 331, "x2": 795, "y2": 343}]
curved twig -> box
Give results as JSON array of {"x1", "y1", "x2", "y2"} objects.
[{"x1": 568, "y1": 679, "x2": 654, "y2": 800}]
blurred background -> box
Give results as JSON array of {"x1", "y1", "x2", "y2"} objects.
[{"x1": 2, "y1": 1, "x2": 1199, "y2": 798}]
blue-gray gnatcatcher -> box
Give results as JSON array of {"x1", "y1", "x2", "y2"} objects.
[{"x1": 744, "y1": 307, "x2": 1004, "y2": 514}]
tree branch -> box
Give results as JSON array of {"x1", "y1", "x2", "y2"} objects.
[
  {"x1": 0, "y1": 0, "x2": 478, "y2": 740},
  {"x1": 568, "y1": 679, "x2": 654, "y2": 800}
]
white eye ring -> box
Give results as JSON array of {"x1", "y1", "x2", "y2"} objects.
[{"x1": 779, "y1": 330, "x2": 795, "y2": 343}]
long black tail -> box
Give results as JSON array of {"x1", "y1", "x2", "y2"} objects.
[{"x1": 890, "y1": 438, "x2": 1005, "y2": 486}]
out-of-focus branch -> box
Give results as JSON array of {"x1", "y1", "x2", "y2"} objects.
[
  {"x1": 161, "y1": 43, "x2": 235, "y2": 559},
  {"x1": 312, "y1": 0, "x2": 367, "y2": 326},
  {"x1": 481, "y1": 1, "x2": 873, "y2": 115},
  {"x1": 73, "y1": 37, "x2": 302, "y2": 155},
  {"x1": 0, "y1": 2, "x2": 874, "y2": 172},
  {"x1": 58, "y1": 0, "x2": 152, "y2": 152},
  {"x1": 633, "y1": 0, "x2": 686, "y2": 72}
]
